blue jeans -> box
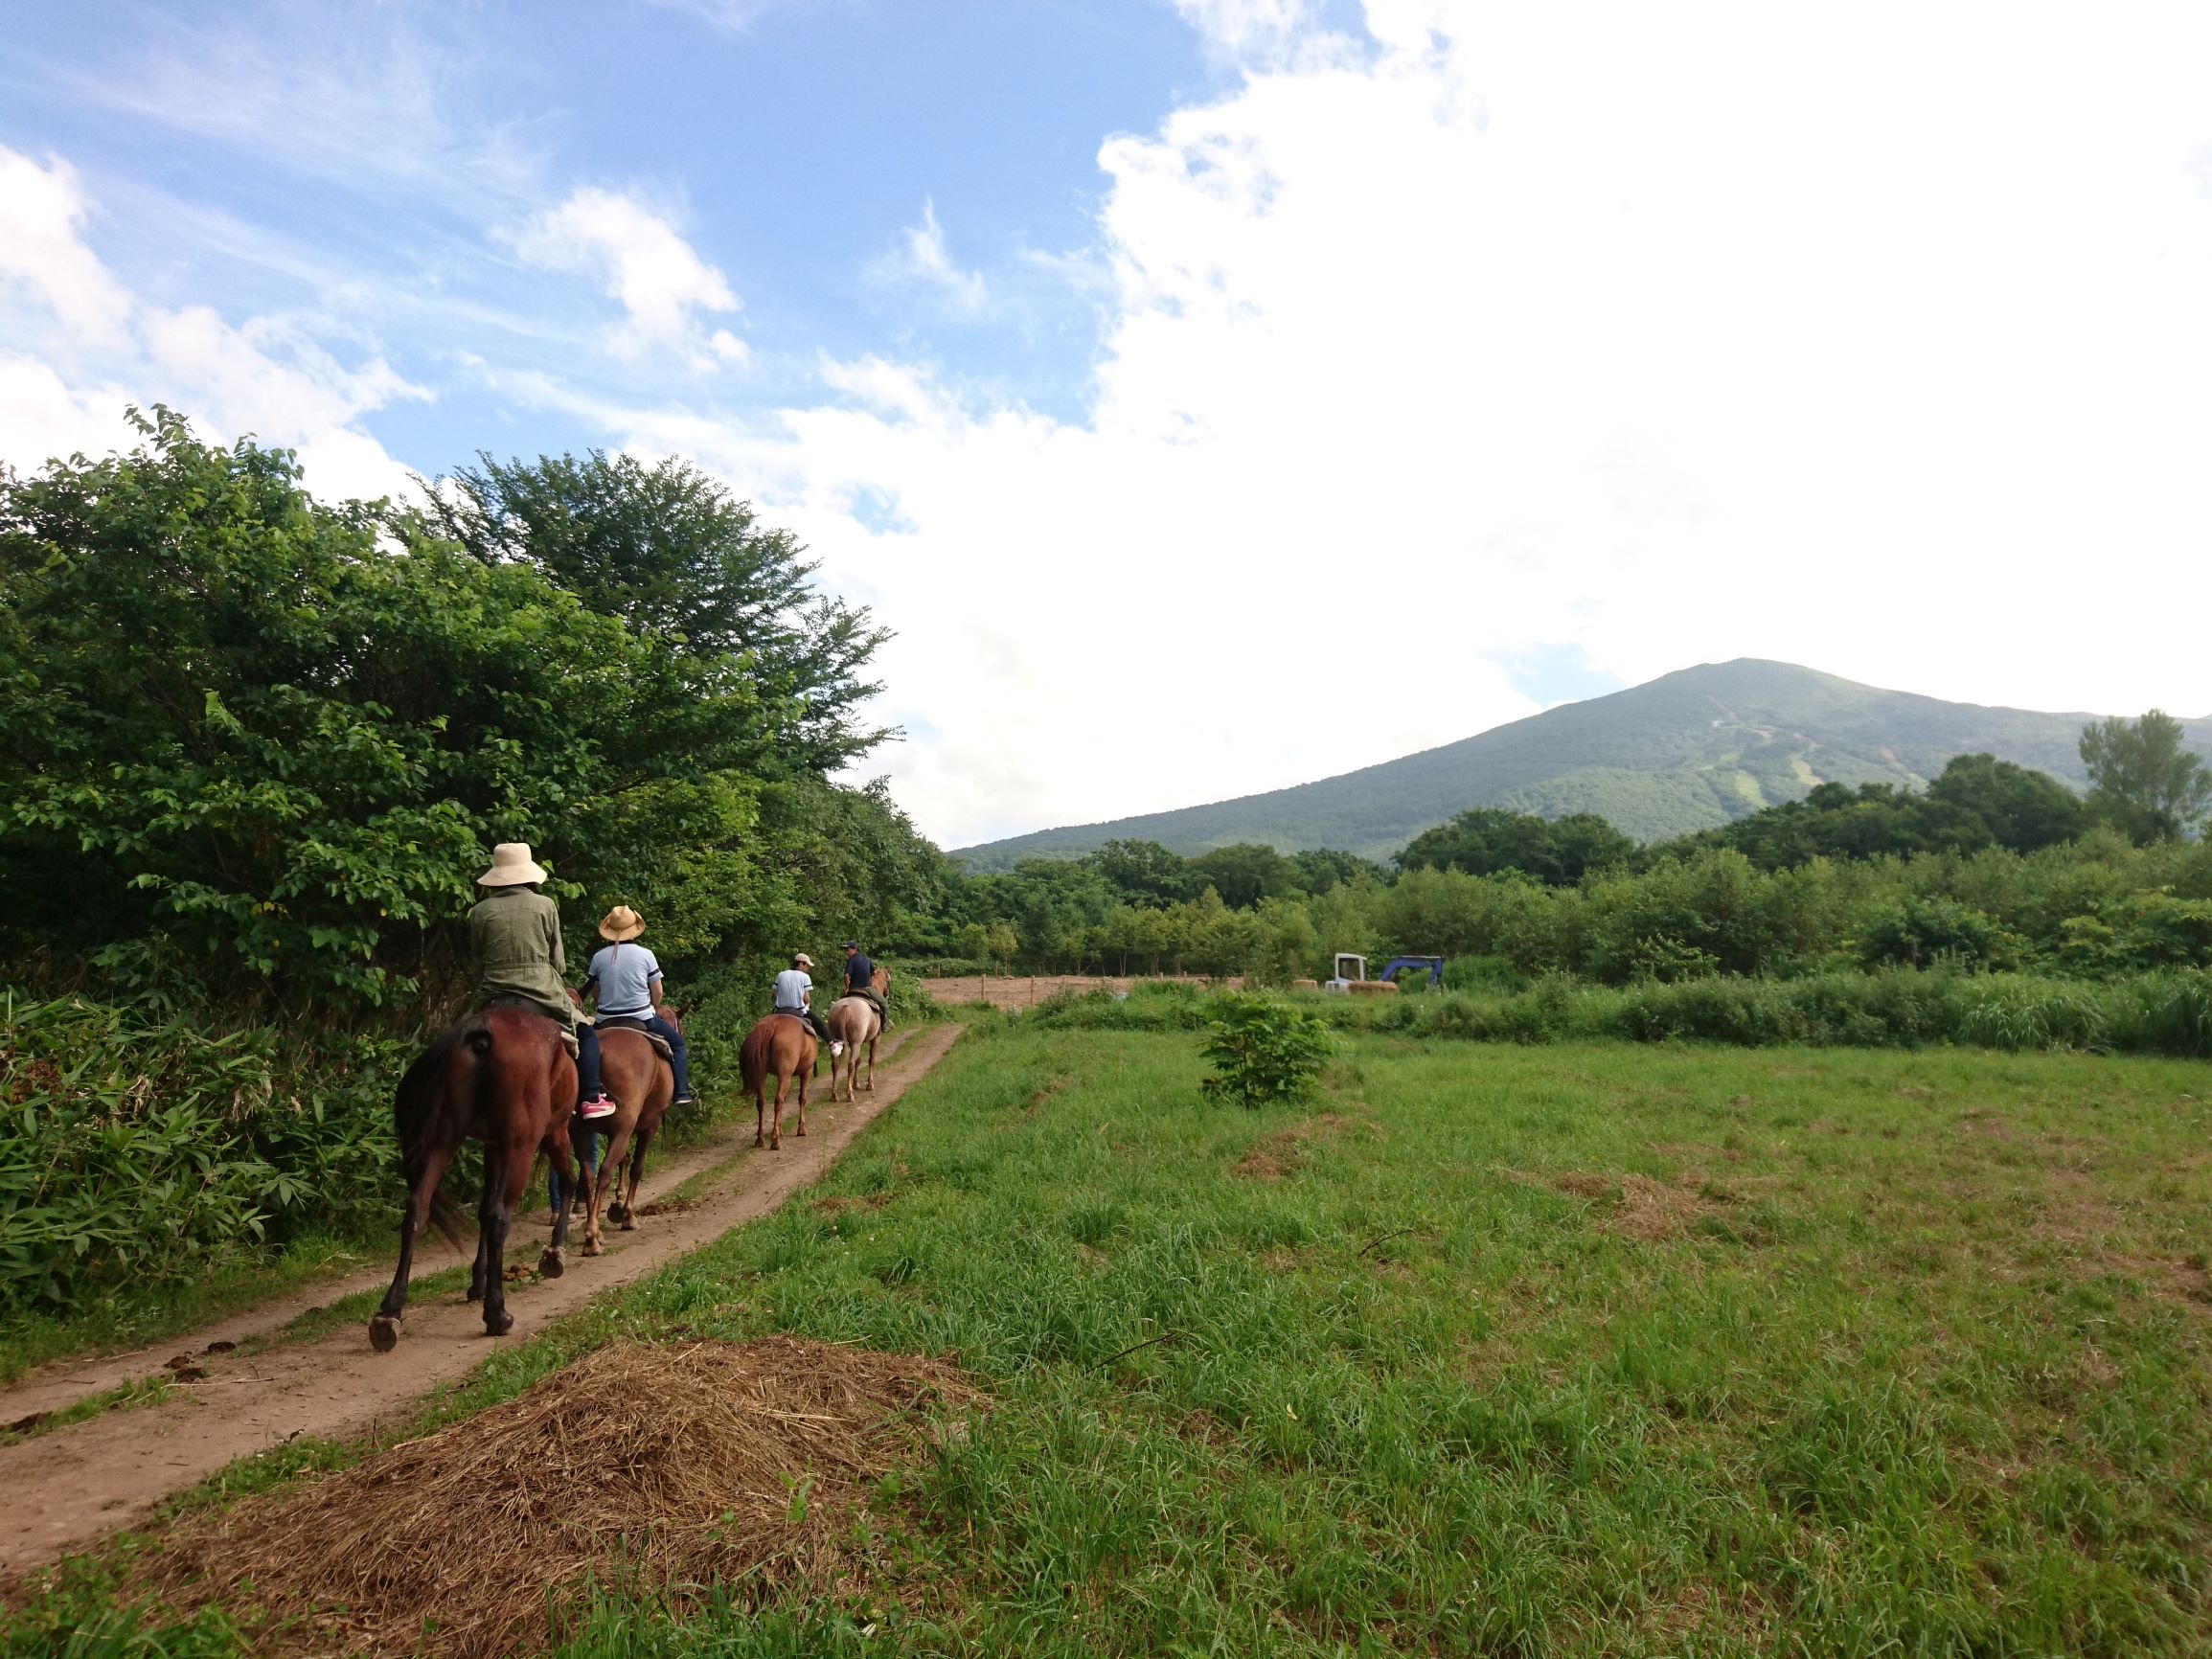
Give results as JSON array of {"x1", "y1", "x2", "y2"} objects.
[
  {"x1": 574, "y1": 1023, "x2": 604, "y2": 1102},
  {"x1": 551, "y1": 1130, "x2": 602, "y2": 1214},
  {"x1": 641, "y1": 1012, "x2": 694, "y2": 1100}
]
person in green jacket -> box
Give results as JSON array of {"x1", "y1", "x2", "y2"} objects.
[{"x1": 468, "y1": 842, "x2": 616, "y2": 1119}]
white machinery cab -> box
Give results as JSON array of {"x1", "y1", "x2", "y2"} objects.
[{"x1": 1324, "y1": 952, "x2": 1366, "y2": 992}]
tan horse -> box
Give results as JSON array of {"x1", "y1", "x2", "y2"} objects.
[
  {"x1": 828, "y1": 966, "x2": 892, "y2": 1102},
  {"x1": 741, "y1": 1012, "x2": 816, "y2": 1150}
]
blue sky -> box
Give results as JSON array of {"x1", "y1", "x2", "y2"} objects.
[{"x1": 4, "y1": 2, "x2": 2211, "y2": 847}]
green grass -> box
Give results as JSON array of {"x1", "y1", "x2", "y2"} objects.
[{"x1": 14, "y1": 1031, "x2": 2212, "y2": 1655}]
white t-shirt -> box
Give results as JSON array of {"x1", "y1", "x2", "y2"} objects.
[
  {"x1": 587, "y1": 943, "x2": 662, "y2": 1021},
  {"x1": 773, "y1": 968, "x2": 813, "y2": 1011}
]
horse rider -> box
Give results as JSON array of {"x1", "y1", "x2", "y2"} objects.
[
  {"x1": 467, "y1": 843, "x2": 616, "y2": 1120},
  {"x1": 773, "y1": 952, "x2": 843, "y2": 1057},
  {"x1": 841, "y1": 940, "x2": 890, "y2": 1029},
  {"x1": 582, "y1": 905, "x2": 696, "y2": 1107}
]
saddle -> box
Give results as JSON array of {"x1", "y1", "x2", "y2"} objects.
[{"x1": 596, "y1": 1017, "x2": 674, "y2": 1066}]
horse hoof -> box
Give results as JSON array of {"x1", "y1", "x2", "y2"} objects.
[
  {"x1": 538, "y1": 1247, "x2": 565, "y2": 1279},
  {"x1": 768, "y1": 1137, "x2": 780, "y2": 1151},
  {"x1": 582, "y1": 1238, "x2": 602, "y2": 1258},
  {"x1": 486, "y1": 1309, "x2": 515, "y2": 1337},
  {"x1": 606, "y1": 1201, "x2": 628, "y2": 1223},
  {"x1": 466, "y1": 1285, "x2": 484, "y2": 1304},
  {"x1": 368, "y1": 1314, "x2": 399, "y2": 1352},
  {"x1": 620, "y1": 1216, "x2": 637, "y2": 1232}
]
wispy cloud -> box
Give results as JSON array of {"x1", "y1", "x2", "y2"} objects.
[
  {"x1": 868, "y1": 199, "x2": 990, "y2": 321},
  {"x1": 0, "y1": 146, "x2": 425, "y2": 501}
]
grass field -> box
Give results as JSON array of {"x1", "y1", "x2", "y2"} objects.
[{"x1": 20, "y1": 1030, "x2": 2212, "y2": 1656}]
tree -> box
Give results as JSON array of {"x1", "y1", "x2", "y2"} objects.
[
  {"x1": 0, "y1": 410, "x2": 752, "y2": 1003},
  {"x1": 1925, "y1": 754, "x2": 2086, "y2": 853},
  {"x1": 2080, "y1": 712, "x2": 2212, "y2": 844},
  {"x1": 1084, "y1": 839, "x2": 1197, "y2": 907},
  {"x1": 1398, "y1": 807, "x2": 1632, "y2": 885},
  {"x1": 1191, "y1": 843, "x2": 1296, "y2": 910},
  {"x1": 418, "y1": 449, "x2": 891, "y2": 775}
]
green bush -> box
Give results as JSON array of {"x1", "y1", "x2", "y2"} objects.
[
  {"x1": 1197, "y1": 992, "x2": 1336, "y2": 1108},
  {"x1": 0, "y1": 996, "x2": 401, "y2": 1312}
]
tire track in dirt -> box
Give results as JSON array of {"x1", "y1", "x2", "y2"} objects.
[{"x1": 0, "y1": 1024, "x2": 961, "y2": 1579}]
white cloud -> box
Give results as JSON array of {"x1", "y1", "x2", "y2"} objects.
[
  {"x1": 0, "y1": 148, "x2": 422, "y2": 502},
  {"x1": 514, "y1": 187, "x2": 747, "y2": 370},
  {"x1": 0, "y1": 149, "x2": 135, "y2": 351},
  {"x1": 868, "y1": 199, "x2": 990, "y2": 320},
  {"x1": 551, "y1": 1, "x2": 2212, "y2": 848},
  {"x1": 1173, "y1": 0, "x2": 1328, "y2": 66}
]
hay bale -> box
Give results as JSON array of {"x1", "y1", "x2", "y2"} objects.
[{"x1": 146, "y1": 1336, "x2": 981, "y2": 1657}]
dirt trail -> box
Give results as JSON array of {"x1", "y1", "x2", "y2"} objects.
[
  {"x1": 0, "y1": 1024, "x2": 960, "y2": 1579},
  {"x1": 0, "y1": 1027, "x2": 924, "y2": 1427}
]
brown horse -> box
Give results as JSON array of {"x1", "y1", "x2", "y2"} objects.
[
  {"x1": 741, "y1": 1012, "x2": 816, "y2": 1149},
  {"x1": 598, "y1": 1000, "x2": 691, "y2": 1234},
  {"x1": 371, "y1": 1006, "x2": 587, "y2": 1350},
  {"x1": 827, "y1": 966, "x2": 892, "y2": 1102},
  {"x1": 560, "y1": 1026, "x2": 673, "y2": 1255}
]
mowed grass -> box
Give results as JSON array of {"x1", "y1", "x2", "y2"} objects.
[{"x1": 23, "y1": 1031, "x2": 2212, "y2": 1656}]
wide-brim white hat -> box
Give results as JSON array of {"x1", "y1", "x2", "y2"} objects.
[{"x1": 478, "y1": 842, "x2": 548, "y2": 887}]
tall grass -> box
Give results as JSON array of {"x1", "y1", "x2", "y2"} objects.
[{"x1": 1019, "y1": 967, "x2": 2212, "y2": 1057}]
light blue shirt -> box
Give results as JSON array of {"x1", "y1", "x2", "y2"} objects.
[
  {"x1": 773, "y1": 968, "x2": 813, "y2": 1011},
  {"x1": 587, "y1": 943, "x2": 662, "y2": 1021}
]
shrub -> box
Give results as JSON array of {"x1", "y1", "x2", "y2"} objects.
[{"x1": 1198, "y1": 992, "x2": 1336, "y2": 1108}]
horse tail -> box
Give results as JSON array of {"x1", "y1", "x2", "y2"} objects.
[
  {"x1": 394, "y1": 1018, "x2": 490, "y2": 1248},
  {"x1": 740, "y1": 1019, "x2": 774, "y2": 1096}
]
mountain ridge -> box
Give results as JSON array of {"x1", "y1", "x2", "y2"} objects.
[{"x1": 953, "y1": 659, "x2": 2212, "y2": 870}]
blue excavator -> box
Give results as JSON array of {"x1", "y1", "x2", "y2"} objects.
[{"x1": 1323, "y1": 953, "x2": 1445, "y2": 993}]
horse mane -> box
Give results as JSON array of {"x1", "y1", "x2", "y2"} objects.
[{"x1": 393, "y1": 1016, "x2": 492, "y2": 1248}]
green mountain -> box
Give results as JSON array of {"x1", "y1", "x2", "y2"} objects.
[{"x1": 954, "y1": 659, "x2": 2212, "y2": 869}]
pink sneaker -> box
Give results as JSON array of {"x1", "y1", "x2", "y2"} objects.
[{"x1": 578, "y1": 1094, "x2": 618, "y2": 1120}]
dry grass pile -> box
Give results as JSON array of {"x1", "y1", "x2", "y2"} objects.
[{"x1": 147, "y1": 1336, "x2": 981, "y2": 1657}]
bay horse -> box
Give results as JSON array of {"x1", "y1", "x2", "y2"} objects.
[
  {"x1": 827, "y1": 966, "x2": 892, "y2": 1102},
  {"x1": 370, "y1": 1006, "x2": 586, "y2": 1350},
  {"x1": 556, "y1": 1024, "x2": 673, "y2": 1255},
  {"x1": 741, "y1": 1012, "x2": 816, "y2": 1149}
]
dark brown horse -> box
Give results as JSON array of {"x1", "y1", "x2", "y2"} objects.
[
  {"x1": 741, "y1": 1012, "x2": 816, "y2": 1149},
  {"x1": 370, "y1": 1006, "x2": 586, "y2": 1350},
  {"x1": 597, "y1": 1000, "x2": 691, "y2": 1236}
]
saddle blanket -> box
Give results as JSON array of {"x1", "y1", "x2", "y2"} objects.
[{"x1": 595, "y1": 1016, "x2": 674, "y2": 1064}]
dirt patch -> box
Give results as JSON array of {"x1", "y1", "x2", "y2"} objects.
[
  {"x1": 1552, "y1": 1171, "x2": 1614, "y2": 1200},
  {"x1": 1611, "y1": 1174, "x2": 1733, "y2": 1242},
  {"x1": 143, "y1": 1337, "x2": 982, "y2": 1658},
  {"x1": 1231, "y1": 1112, "x2": 1374, "y2": 1182},
  {"x1": 1508, "y1": 1169, "x2": 1745, "y2": 1242},
  {"x1": 635, "y1": 1193, "x2": 699, "y2": 1217},
  {"x1": 921, "y1": 973, "x2": 1242, "y2": 1011}
]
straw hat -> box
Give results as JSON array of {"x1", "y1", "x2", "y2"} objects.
[
  {"x1": 793, "y1": 952, "x2": 814, "y2": 968},
  {"x1": 599, "y1": 905, "x2": 646, "y2": 943},
  {"x1": 477, "y1": 842, "x2": 548, "y2": 887}
]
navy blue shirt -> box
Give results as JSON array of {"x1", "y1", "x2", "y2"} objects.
[{"x1": 844, "y1": 951, "x2": 875, "y2": 990}]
